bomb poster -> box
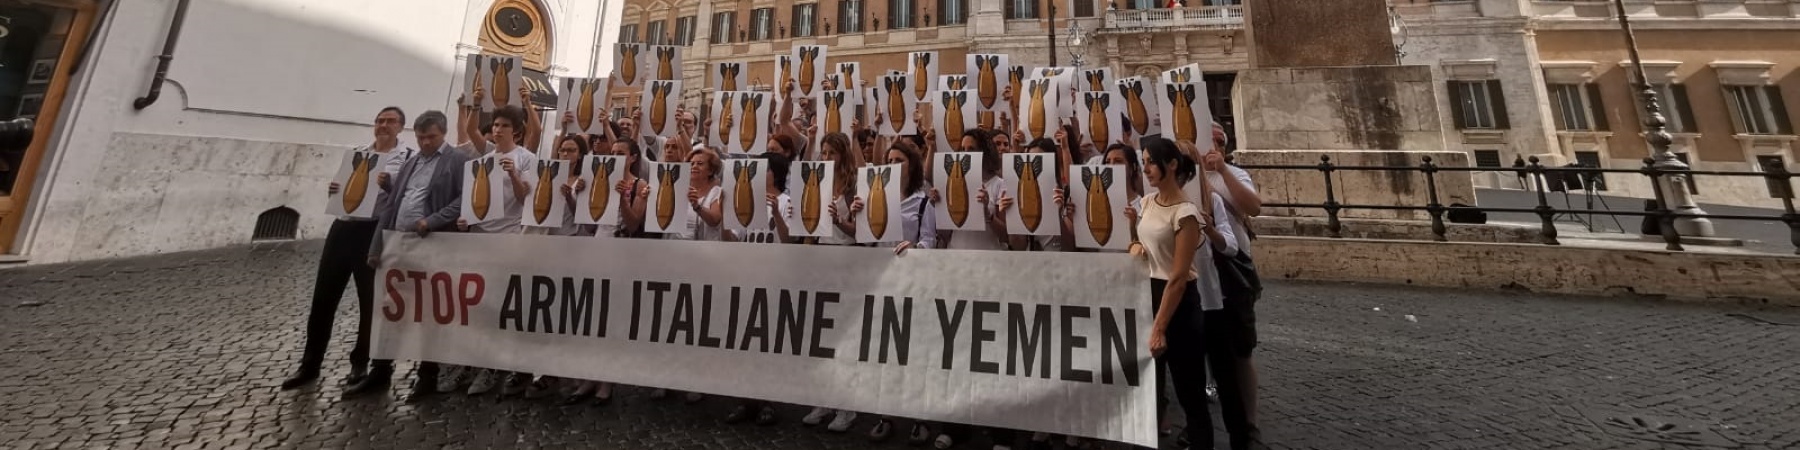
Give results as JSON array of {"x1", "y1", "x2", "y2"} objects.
[
  {"x1": 463, "y1": 54, "x2": 485, "y2": 110},
  {"x1": 735, "y1": 92, "x2": 772, "y2": 155},
  {"x1": 1016, "y1": 77, "x2": 1062, "y2": 141},
  {"x1": 710, "y1": 91, "x2": 740, "y2": 151},
  {"x1": 644, "y1": 162, "x2": 693, "y2": 234},
  {"x1": 475, "y1": 55, "x2": 523, "y2": 112},
  {"x1": 786, "y1": 161, "x2": 837, "y2": 238},
  {"x1": 931, "y1": 152, "x2": 984, "y2": 232},
  {"x1": 714, "y1": 62, "x2": 748, "y2": 92},
  {"x1": 877, "y1": 73, "x2": 918, "y2": 137},
  {"x1": 907, "y1": 52, "x2": 939, "y2": 101},
  {"x1": 1075, "y1": 91, "x2": 1124, "y2": 149},
  {"x1": 1158, "y1": 81, "x2": 1211, "y2": 148},
  {"x1": 940, "y1": 74, "x2": 969, "y2": 91},
  {"x1": 574, "y1": 155, "x2": 627, "y2": 226},
  {"x1": 815, "y1": 90, "x2": 857, "y2": 156},
  {"x1": 558, "y1": 77, "x2": 612, "y2": 136},
  {"x1": 856, "y1": 163, "x2": 904, "y2": 244},
  {"x1": 776, "y1": 55, "x2": 796, "y2": 100},
  {"x1": 614, "y1": 43, "x2": 645, "y2": 88},
  {"x1": 933, "y1": 90, "x2": 977, "y2": 153},
  {"x1": 1080, "y1": 67, "x2": 1114, "y2": 92},
  {"x1": 523, "y1": 160, "x2": 572, "y2": 229},
  {"x1": 837, "y1": 62, "x2": 862, "y2": 88},
  {"x1": 966, "y1": 54, "x2": 1011, "y2": 113},
  {"x1": 863, "y1": 85, "x2": 883, "y2": 133},
  {"x1": 1116, "y1": 77, "x2": 1161, "y2": 140},
  {"x1": 641, "y1": 80, "x2": 684, "y2": 138},
  {"x1": 1161, "y1": 63, "x2": 1201, "y2": 84},
  {"x1": 461, "y1": 156, "x2": 509, "y2": 225},
  {"x1": 793, "y1": 45, "x2": 829, "y2": 99},
  {"x1": 327, "y1": 150, "x2": 389, "y2": 218},
  {"x1": 721, "y1": 158, "x2": 772, "y2": 237},
  {"x1": 1069, "y1": 164, "x2": 1128, "y2": 251},
  {"x1": 1003, "y1": 153, "x2": 1060, "y2": 237},
  {"x1": 649, "y1": 45, "x2": 683, "y2": 81}
]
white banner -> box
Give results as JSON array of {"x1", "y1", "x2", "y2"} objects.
[{"x1": 373, "y1": 233, "x2": 1155, "y2": 446}]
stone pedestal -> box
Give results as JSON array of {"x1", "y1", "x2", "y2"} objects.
[
  {"x1": 1234, "y1": 149, "x2": 1475, "y2": 221},
  {"x1": 1238, "y1": 66, "x2": 1446, "y2": 152},
  {"x1": 1247, "y1": 0, "x2": 1397, "y2": 69}
]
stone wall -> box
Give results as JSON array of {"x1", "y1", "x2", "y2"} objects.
[
  {"x1": 1237, "y1": 66, "x2": 1448, "y2": 152},
  {"x1": 1256, "y1": 236, "x2": 1800, "y2": 305},
  {"x1": 1234, "y1": 149, "x2": 1477, "y2": 220}
]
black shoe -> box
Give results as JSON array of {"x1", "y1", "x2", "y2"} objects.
[
  {"x1": 342, "y1": 366, "x2": 369, "y2": 386},
  {"x1": 280, "y1": 369, "x2": 320, "y2": 390},
  {"x1": 404, "y1": 379, "x2": 439, "y2": 403},
  {"x1": 724, "y1": 404, "x2": 753, "y2": 424},
  {"x1": 755, "y1": 406, "x2": 778, "y2": 426},
  {"x1": 342, "y1": 374, "x2": 391, "y2": 398}
]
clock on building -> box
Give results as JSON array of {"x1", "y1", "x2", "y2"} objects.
[{"x1": 494, "y1": 7, "x2": 534, "y2": 38}]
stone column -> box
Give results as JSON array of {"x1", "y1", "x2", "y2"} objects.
[{"x1": 971, "y1": 0, "x2": 1006, "y2": 36}]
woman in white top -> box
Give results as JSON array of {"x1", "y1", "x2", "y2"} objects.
[
  {"x1": 555, "y1": 136, "x2": 653, "y2": 407},
  {"x1": 852, "y1": 140, "x2": 939, "y2": 446},
  {"x1": 797, "y1": 133, "x2": 867, "y2": 432},
  {"x1": 932, "y1": 128, "x2": 1009, "y2": 251},
  {"x1": 664, "y1": 147, "x2": 725, "y2": 242},
  {"x1": 1131, "y1": 136, "x2": 1235, "y2": 450}
]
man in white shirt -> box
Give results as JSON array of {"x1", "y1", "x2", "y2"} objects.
[
  {"x1": 282, "y1": 107, "x2": 415, "y2": 394},
  {"x1": 1199, "y1": 121, "x2": 1265, "y2": 449}
]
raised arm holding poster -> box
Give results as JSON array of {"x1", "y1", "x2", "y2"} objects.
[
  {"x1": 856, "y1": 163, "x2": 903, "y2": 243},
  {"x1": 932, "y1": 152, "x2": 984, "y2": 231},
  {"x1": 328, "y1": 150, "x2": 388, "y2": 218},
  {"x1": 1004, "y1": 152, "x2": 1060, "y2": 236},
  {"x1": 574, "y1": 155, "x2": 626, "y2": 226},
  {"x1": 1069, "y1": 164, "x2": 1129, "y2": 251}
]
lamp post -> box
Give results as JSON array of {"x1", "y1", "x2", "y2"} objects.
[
  {"x1": 1612, "y1": 0, "x2": 1713, "y2": 237},
  {"x1": 1048, "y1": 3, "x2": 1059, "y2": 66},
  {"x1": 1067, "y1": 20, "x2": 1088, "y2": 68}
]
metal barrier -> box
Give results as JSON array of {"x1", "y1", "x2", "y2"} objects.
[{"x1": 1234, "y1": 155, "x2": 1800, "y2": 254}]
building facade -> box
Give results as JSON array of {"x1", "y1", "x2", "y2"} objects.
[
  {"x1": 1395, "y1": 0, "x2": 1800, "y2": 207},
  {"x1": 0, "y1": 0, "x2": 622, "y2": 264}
]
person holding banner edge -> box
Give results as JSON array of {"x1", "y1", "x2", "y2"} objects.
[
  {"x1": 282, "y1": 106, "x2": 415, "y2": 393},
  {"x1": 1131, "y1": 136, "x2": 1225, "y2": 450}
]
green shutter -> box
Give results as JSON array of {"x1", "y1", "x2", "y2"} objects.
[
  {"x1": 1488, "y1": 79, "x2": 1511, "y2": 129},
  {"x1": 1671, "y1": 84, "x2": 1696, "y2": 134},
  {"x1": 1587, "y1": 83, "x2": 1609, "y2": 131},
  {"x1": 1769, "y1": 86, "x2": 1794, "y2": 135},
  {"x1": 1447, "y1": 81, "x2": 1469, "y2": 129}
]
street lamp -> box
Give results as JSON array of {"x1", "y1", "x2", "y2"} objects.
[
  {"x1": 1612, "y1": 0, "x2": 1713, "y2": 238},
  {"x1": 1067, "y1": 20, "x2": 1089, "y2": 68}
]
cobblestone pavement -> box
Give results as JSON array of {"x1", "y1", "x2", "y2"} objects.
[{"x1": 3, "y1": 242, "x2": 1798, "y2": 450}]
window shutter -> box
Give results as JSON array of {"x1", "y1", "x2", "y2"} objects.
[
  {"x1": 1587, "y1": 83, "x2": 1609, "y2": 131},
  {"x1": 1488, "y1": 79, "x2": 1510, "y2": 129},
  {"x1": 1769, "y1": 86, "x2": 1794, "y2": 135},
  {"x1": 1671, "y1": 84, "x2": 1696, "y2": 134},
  {"x1": 1446, "y1": 81, "x2": 1468, "y2": 129}
]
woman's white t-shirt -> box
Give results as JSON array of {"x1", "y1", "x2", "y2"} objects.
[
  {"x1": 665, "y1": 185, "x2": 724, "y2": 241},
  {"x1": 946, "y1": 177, "x2": 1008, "y2": 250}
]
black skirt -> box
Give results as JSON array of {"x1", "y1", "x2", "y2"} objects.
[{"x1": 1148, "y1": 278, "x2": 1206, "y2": 341}]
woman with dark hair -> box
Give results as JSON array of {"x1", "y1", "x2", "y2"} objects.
[
  {"x1": 720, "y1": 152, "x2": 794, "y2": 426},
  {"x1": 799, "y1": 132, "x2": 867, "y2": 433},
  {"x1": 853, "y1": 140, "x2": 938, "y2": 446},
  {"x1": 769, "y1": 133, "x2": 801, "y2": 161},
  {"x1": 1132, "y1": 136, "x2": 1240, "y2": 450},
  {"x1": 933, "y1": 128, "x2": 1009, "y2": 251},
  {"x1": 556, "y1": 136, "x2": 654, "y2": 406}
]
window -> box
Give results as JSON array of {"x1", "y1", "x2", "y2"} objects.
[
  {"x1": 711, "y1": 12, "x2": 736, "y2": 43},
  {"x1": 839, "y1": 0, "x2": 864, "y2": 33},
  {"x1": 1073, "y1": 0, "x2": 1094, "y2": 17},
  {"x1": 1473, "y1": 150, "x2": 1502, "y2": 168},
  {"x1": 794, "y1": 4, "x2": 817, "y2": 37},
  {"x1": 1448, "y1": 80, "x2": 1509, "y2": 130},
  {"x1": 890, "y1": 0, "x2": 915, "y2": 29},
  {"x1": 1549, "y1": 83, "x2": 1607, "y2": 131},
  {"x1": 1007, "y1": 0, "x2": 1039, "y2": 19},
  {"x1": 619, "y1": 24, "x2": 640, "y2": 43},
  {"x1": 1573, "y1": 151, "x2": 1607, "y2": 191},
  {"x1": 940, "y1": 0, "x2": 967, "y2": 24},
  {"x1": 1724, "y1": 85, "x2": 1794, "y2": 135},
  {"x1": 751, "y1": 8, "x2": 774, "y2": 40},
  {"x1": 674, "y1": 16, "x2": 697, "y2": 46},
  {"x1": 1127, "y1": 0, "x2": 1155, "y2": 9},
  {"x1": 646, "y1": 20, "x2": 666, "y2": 45},
  {"x1": 1635, "y1": 83, "x2": 1694, "y2": 134}
]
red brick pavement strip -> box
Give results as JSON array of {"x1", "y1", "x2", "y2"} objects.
[{"x1": 2, "y1": 241, "x2": 1797, "y2": 450}]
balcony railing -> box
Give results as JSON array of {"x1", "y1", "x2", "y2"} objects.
[{"x1": 1102, "y1": 5, "x2": 1245, "y2": 31}]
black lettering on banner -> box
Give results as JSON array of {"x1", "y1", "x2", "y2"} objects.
[
  {"x1": 740, "y1": 287, "x2": 771, "y2": 352},
  {"x1": 629, "y1": 281, "x2": 644, "y2": 341},
  {"x1": 529, "y1": 276, "x2": 556, "y2": 333},
  {"x1": 500, "y1": 275, "x2": 525, "y2": 331},
  {"x1": 668, "y1": 283, "x2": 698, "y2": 345},
  {"x1": 807, "y1": 291, "x2": 839, "y2": 359},
  {"x1": 1006, "y1": 303, "x2": 1052, "y2": 378},
  {"x1": 697, "y1": 284, "x2": 723, "y2": 348},
  {"x1": 647, "y1": 281, "x2": 672, "y2": 342},
  {"x1": 858, "y1": 295, "x2": 876, "y2": 362},
  {"x1": 776, "y1": 290, "x2": 809, "y2": 356},
  {"x1": 969, "y1": 301, "x2": 1001, "y2": 374},
  {"x1": 727, "y1": 287, "x2": 742, "y2": 347},
  {"x1": 557, "y1": 277, "x2": 595, "y2": 336},
  {"x1": 878, "y1": 296, "x2": 912, "y2": 365},
  {"x1": 431, "y1": 273, "x2": 455, "y2": 325},
  {"x1": 1099, "y1": 307, "x2": 1140, "y2": 387},
  {"x1": 1059, "y1": 305, "x2": 1095, "y2": 383},
  {"x1": 935, "y1": 299, "x2": 968, "y2": 370}
]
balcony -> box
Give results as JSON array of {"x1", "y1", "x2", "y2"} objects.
[{"x1": 1101, "y1": 5, "x2": 1245, "y2": 32}]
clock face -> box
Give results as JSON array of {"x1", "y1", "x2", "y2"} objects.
[{"x1": 495, "y1": 7, "x2": 534, "y2": 38}]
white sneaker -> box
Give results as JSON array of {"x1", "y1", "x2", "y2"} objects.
[
  {"x1": 826, "y1": 411, "x2": 858, "y2": 433},
  {"x1": 802, "y1": 407, "x2": 833, "y2": 426},
  {"x1": 467, "y1": 369, "x2": 500, "y2": 395},
  {"x1": 435, "y1": 365, "x2": 466, "y2": 393}
]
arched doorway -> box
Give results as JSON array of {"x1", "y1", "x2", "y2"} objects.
[
  {"x1": 0, "y1": 0, "x2": 98, "y2": 254},
  {"x1": 478, "y1": 0, "x2": 557, "y2": 108}
]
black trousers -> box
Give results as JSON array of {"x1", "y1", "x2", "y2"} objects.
[
  {"x1": 1150, "y1": 278, "x2": 1210, "y2": 450},
  {"x1": 298, "y1": 219, "x2": 388, "y2": 372},
  {"x1": 1202, "y1": 310, "x2": 1258, "y2": 450}
]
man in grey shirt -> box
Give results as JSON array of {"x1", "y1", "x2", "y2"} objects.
[{"x1": 355, "y1": 110, "x2": 470, "y2": 400}]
